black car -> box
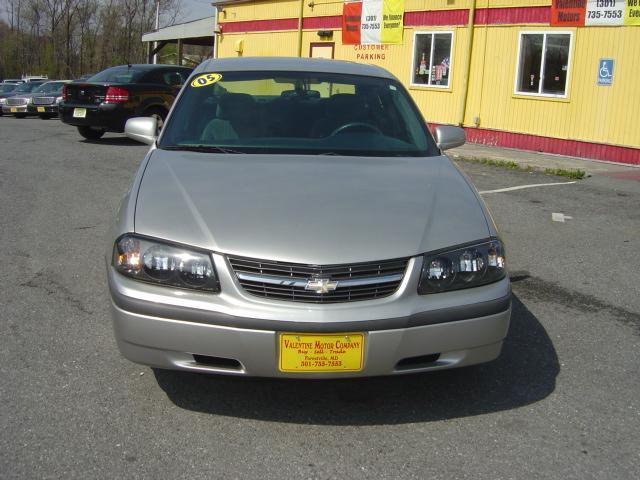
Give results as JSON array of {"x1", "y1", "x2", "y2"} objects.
[
  {"x1": 26, "y1": 81, "x2": 70, "y2": 119},
  {"x1": 59, "y1": 64, "x2": 192, "y2": 140}
]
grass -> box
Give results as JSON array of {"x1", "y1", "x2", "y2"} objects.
[
  {"x1": 543, "y1": 167, "x2": 586, "y2": 179},
  {"x1": 466, "y1": 158, "x2": 520, "y2": 169},
  {"x1": 453, "y1": 155, "x2": 586, "y2": 179}
]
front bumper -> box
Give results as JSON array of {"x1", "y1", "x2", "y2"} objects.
[
  {"x1": 108, "y1": 255, "x2": 511, "y2": 378},
  {"x1": 2, "y1": 105, "x2": 28, "y2": 114},
  {"x1": 28, "y1": 104, "x2": 59, "y2": 115}
]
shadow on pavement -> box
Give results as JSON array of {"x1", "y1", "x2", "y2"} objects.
[
  {"x1": 81, "y1": 136, "x2": 144, "y2": 146},
  {"x1": 154, "y1": 294, "x2": 558, "y2": 425}
]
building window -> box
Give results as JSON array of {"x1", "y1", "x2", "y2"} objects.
[
  {"x1": 515, "y1": 32, "x2": 572, "y2": 97},
  {"x1": 411, "y1": 31, "x2": 453, "y2": 88}
]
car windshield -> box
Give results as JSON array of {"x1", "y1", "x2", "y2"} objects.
[
  {"x1": 0, "y1": 84, "x2": 17, "y2": 93},
  {"x1": 87, "y1": 66, "x2": 146, "y2": 83},
  {"x1": 14, "y1": 83, "x2": 40, "y2": 93},
  {"x1": 159, "y1": 70, "x2": 438, "y2": 157},
  {"x1": 33, "y1": 82, "x2": 66, "y2": 94}
]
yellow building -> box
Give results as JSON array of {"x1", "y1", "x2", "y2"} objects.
[{"x1": 212, "y1": 0, "x2": 640, "y2": 164}]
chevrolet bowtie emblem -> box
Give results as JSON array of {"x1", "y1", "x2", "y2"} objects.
[{"x1": 305, "y1": 278, "x2": 339, "y2": 294}]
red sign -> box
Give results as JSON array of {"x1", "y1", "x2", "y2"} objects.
[
  {"x1": 342, "y1": 2, "x2": 362, "y2": 45},
  {"x1": 551, "y1": 0, "x2": 587, "y2": 26}
]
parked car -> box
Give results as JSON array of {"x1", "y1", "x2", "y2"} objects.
[
  {"x1": 0, "y1": 82, "x2": 19, "y2": 98},
  {"x1": 0, "y1": 83, "x2": 19, "y2": 114},
  {"x1": 59, "y1": 64, "x2": 192, "y2": 140},
  {"x1": 22, "y1": 75, "x2": 48, "y2": 82},
  {"x1": 1, "y1": 81, "x2": 47, "y2": 117},
  {"x1": 26, "y1": 80, "x2": 70, "y2": 119},
  {"x1": 108, "y1": 57, "x2": 511, "y2": 378}
]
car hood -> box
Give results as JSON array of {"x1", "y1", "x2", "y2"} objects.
[{"x1": 134, "y1": 150, "x2": 491, "y2": 264}]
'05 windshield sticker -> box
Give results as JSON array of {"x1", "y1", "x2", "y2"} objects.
[{"x1": 190, "y1": 73, "x2": 222, "y2": 88}]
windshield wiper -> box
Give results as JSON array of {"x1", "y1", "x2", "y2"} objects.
[{"x1": 162, "y1": 144, "x2": 243, "y2": 154}]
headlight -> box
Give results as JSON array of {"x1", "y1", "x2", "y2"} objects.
[
  {"x1": 418, "y1": 239, "x2": 506, "y2": 294},
  {"x1": 26, "y1": 97, "x2": 32, "y2": 104},
  {"x1": 113, "y1": 234, "x2": 220, "y2": 292},
  {"x1": 55, "y1": 96, "x2": 63, "y2": 104},
  {"x1": 0, "y1": 98, "x2": 6, "y2": 104}
]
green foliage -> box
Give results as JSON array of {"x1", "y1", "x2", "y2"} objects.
[
  {"x1": 454, "y1": 155, "x2": 586, "y2": 179},
  {"x1": 455, "y1": 156, "x2": 530, "y2": 171},
  {"x1": 543, "y1": 168, "x2": 587, "y2": 179},
  {"x1": 0, "y1": 0, "x2": 182, "y2": 79}
]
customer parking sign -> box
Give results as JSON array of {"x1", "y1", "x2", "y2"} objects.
[{"x1": 597, "y1": 59, "x2": 614, "y2": 86}]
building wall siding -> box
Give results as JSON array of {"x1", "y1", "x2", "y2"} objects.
[
  {"x1": 464, "y1": 25, "x2": 640, "y2": 148},
  {"x1": 216, "y1": 0, "x2": 640, "y2": 160}
]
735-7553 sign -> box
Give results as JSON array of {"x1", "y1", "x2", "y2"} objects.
[
  {"x1": 551, "y1": 0, "x2": 640, "y2": 26},
  {"x1": 342, "y1": 0, "x2": 404, "y2": 45}
]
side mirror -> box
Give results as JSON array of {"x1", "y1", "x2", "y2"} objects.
[
  {"x1": 125, "y1": 117, "x2": 157, "y2": 145},
  {"x1": 434, "y1": 125, "x2": 465, "y2": 151}
]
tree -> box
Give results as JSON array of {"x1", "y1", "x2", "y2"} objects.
[{"x1": 0, "y1": 0, "x2": 184, "y2": 79}]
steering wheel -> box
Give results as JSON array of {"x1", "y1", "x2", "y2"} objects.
[{"x1": 329, "y1": 122, "x2": 382, "y2": 136}]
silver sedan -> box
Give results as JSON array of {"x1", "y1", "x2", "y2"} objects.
[{"x1": 107, "y1": 57, "x2": 511, "y2": 378}]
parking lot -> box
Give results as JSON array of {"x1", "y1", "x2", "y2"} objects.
[{"x1": 1, "y1": 116, "x2": 639, "y2": 479}]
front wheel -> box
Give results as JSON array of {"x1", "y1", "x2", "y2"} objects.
[
  {"x1": 39, "y1": 114, "x2": 54, "y2": 120},
  {"x1": 15, "y1": 113, "x2": 27, "y2": 119},
  {"x1": 77, "y1": 126, "x2": 105, "y2": 140}
]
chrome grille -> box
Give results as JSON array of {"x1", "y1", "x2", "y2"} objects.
[
  {"x1": 228, "y1": 255, "x2": 409, "y2": 303},
  {"x1": 32, "y1": 96, "x2": 55, "y2": 105},
  {"x1": 6, "y1": 97, "x2": 27, "y2": 106}
]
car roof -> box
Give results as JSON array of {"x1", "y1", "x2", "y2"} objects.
[
  {"x1": 107, "y1": 64, "x2": 192, "y2": 71},
  {"x1": 194, "y1": 57, "x2": 396, "y2": 80}
]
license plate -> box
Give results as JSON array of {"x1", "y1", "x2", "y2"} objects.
[
  {"x1": 73, "y1": 108, "x2": 86, "y2": 118},
  {"x1": 37, "y1": 107, "x2": 45, "y2": 112},
  {"x1": 279, "y1": 333, "x2": 364, "y2": 372},
  {"x1": 10, "y1": 107, "x2": 16, "y2": 113}
]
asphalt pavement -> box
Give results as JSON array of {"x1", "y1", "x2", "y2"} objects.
[{"x1": 1, "y1": 117, "x2": 638, "y2": 479}]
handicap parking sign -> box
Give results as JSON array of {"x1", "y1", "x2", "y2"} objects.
[{"x1": 598, "y1": 59, "x2": 614, "y2": 86}]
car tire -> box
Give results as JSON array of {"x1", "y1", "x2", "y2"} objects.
[
  {"x1": 144, "y1": 107, "x2": 168, "y2": 131},
  {"x1": 15, "y1": 113, "x2": 27, "y2": 119},
  {"x1": 77, "y1": 126, "x2": 106, "y2": 140},
  {"x1": 39, "y1": 114, "x2": 53, "y2": 120}
]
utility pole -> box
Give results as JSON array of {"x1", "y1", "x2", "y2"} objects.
[{"x1": 153, "y1": 0, "x2": 160, "y2": 64}]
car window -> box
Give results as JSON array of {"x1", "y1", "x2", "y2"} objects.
[
  {"x1": 34, "y1": 82, "x2": 66, "y2": 94},
  {"x1": 0, "y1": 84, "x2": 17, "y2": 93},
  {"x1": 139, "y1": 69, "x2": 188, "y2": 86},
  {"x1": 159, "y1": 70, "x2": 438, "y2": 157},
  {"x1": 163, "y1": 71, "x2": 186, "y2": 87},
  {"x1": 14, "y1": 83, "x2": 39, "y2": 93},
  {"x1": 87, "y1": 67, "x2": 146, "y2": 83},
  {"x1": 140, "y1": 70, "x2": 165, "y2": 84}
]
